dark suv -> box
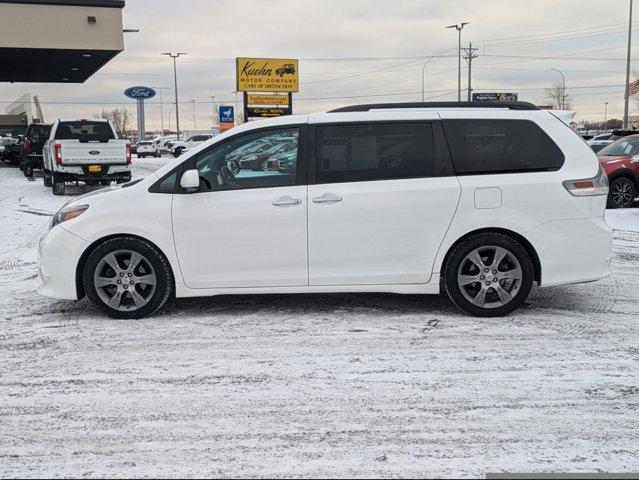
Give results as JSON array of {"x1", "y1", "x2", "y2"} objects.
[{"x1": 19, "y1": 123, "x2": 52, "y2": 177}]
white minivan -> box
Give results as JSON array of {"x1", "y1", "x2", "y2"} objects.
[{"x1": 38, "y1": 102, "x2": 612, "y2": 319}]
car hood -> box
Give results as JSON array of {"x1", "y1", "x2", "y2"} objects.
[{"x1": 59, "y1": 177, "x2": 148, "y2": 210}]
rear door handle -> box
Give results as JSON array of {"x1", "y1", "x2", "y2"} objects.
[
  {"x1": 312, "y1": 193, "x2": 343, "y2": 204},
  {"x1": 272, "y1": 196, "x2": 302, "y2": 206}
]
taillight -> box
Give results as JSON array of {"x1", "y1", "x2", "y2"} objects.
[
  {"x1": 563, "y1": 166, "x2": 609, "y2": 196},
  {"x1": 126, "y1": 142, "x2": 132, "y2": 163},
  {"x1": 54, "y1": 142, "x2": 62, "y2": 165}
]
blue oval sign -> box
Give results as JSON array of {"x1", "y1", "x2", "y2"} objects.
[{"x1": 124, "y1": 86, "x2": 156, "y2": 100}]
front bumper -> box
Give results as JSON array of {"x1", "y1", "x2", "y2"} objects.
[
  {"x1": 526, "y1": 216, "x2": 613, "y2": 287},
  {"x1": 38, "y1": 225, "x2": 90, "y2": 300}
]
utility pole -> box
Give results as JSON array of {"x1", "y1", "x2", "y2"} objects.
[
  {"x1": 604, "y1": 101, "x2": 609, "y2": 128},
  {"x1": 624, "y1": 0, "x2": 633, "y2": 128},
  {"x1": 447, "y1": 22, "x2": 469, "y2": 101},
  {"x1": 161, "y1": 52, "x2": 187, "y2": 140},
  {"x1": 462, "y1": 42, "x2": 478, "y2": 101},
  {"x1": 190, "y1": 99, "x2": 197, "y2": 130}
]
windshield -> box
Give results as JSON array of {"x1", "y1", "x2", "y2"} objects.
[
  {"x1": 599, "y1": 136, "x2": 639, "y2": 156},
  {"x1": 54, "y1": 121, "x2": 115, "y2": 141}
]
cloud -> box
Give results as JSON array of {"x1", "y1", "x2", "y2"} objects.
[{"x1": 1, "y1": 0, "x2": 636, "y2": 128}]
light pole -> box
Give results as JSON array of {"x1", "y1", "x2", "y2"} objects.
[
  {"x1": 624, "y1": 0, "x2": 634, "y2": 128},
  {"x1": 209, "y1": 95, "x2": 218, "y2": 128},
  {"x1": 447, "y1": 22, "x2": 468, "y2": 101},
  {"x1": 604, "y1": 101, "x2": 609, "y2": 128},
  {"x1": 161, "y1": 52, "x2": 187, "y2": 139},
  {"x1": 421, "y1": 56, "x2": 442, "y2": 102},
  {"x1": 152, "y1": 86, "x2": 170, "y2": 135},
  {"x1": 190, "y1": 99, "x2": 197, "y2": 130},
  {"x1": 550, "y1": 68, "x2": 566, "y2": 110}
]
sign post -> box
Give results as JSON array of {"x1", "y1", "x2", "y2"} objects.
[{"x1": 124, "y1": 86, "x2": 156, "y2": 140}]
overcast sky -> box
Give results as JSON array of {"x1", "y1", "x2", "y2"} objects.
[{"x1": 1, "y1": 0, "x2": 637, "y2": 129}]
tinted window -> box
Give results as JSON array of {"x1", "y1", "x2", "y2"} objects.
[
  {"x1": 443, "y1": 119, "x2": 564, "y2": 174},
  {"x1": 317, "y1": 123, "x2": 434, "y2": 183},
  {"x1": 192, "y1": 135, "x2": 212, "y2": 141},
  {"x1": 598, "y1": 136, "x2": 639, "y2": 156},
  {"x1": 28, "y1": 124, "x2": 51, "y2": 142},
  {"x1": 190, "y1": 128, "x2": 299, "y2": 192},
  {"x1": 55, "y1": 121, "x2": 115, "y2": 141}
]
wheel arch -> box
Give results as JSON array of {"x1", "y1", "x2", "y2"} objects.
[
  {"x1": 439, "y1": 227, "x2": 542, "y2": 285},
  {"x1": 75, "y1": 233, "x2": 176, "y2": 299},
  {"x1": 607, "y1": 168, "x2": 639, "y2": 190}
]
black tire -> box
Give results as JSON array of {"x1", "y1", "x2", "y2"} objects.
[
  {"x1": 156, "y1": 152, "x2": 161, "y2": 158},
  {"x1": 607, "y1": 177, "x2": 636, "y2": 209},
  {"x1": 52, "y1": 172, "x2": 65, "y2": 195},
  {"x1": 444, "y1": 232, "x2": 534, "y2": 317},
  {"x1": 23, "y1": 162, "x2": 33, "y2": 178},
  {"x1": 43, "y1": 170, "x2": 52, "y2": 187},
  {"x1": 83, "y1": 236, "x2": 173, "y2": 319},
  {"x1": 174, "y1": 148, "x2": 184, "y2": 158},
  {"x1": 100, "y1": 180, "x2": 111, "y2": 186}
]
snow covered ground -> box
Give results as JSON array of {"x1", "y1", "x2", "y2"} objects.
[{"x1": 0, "y1": 159, "x2": 638, "y2": 478}]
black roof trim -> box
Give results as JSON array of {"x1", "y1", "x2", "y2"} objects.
[
  {"x1": 0, "y1": 0, "x2": 125, "y2": 8},
  {"x1": 329, "y1": 101, "x2": 540, "y2": 113}
]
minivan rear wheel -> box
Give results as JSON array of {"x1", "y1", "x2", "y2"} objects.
[
  {"x1": 83, "y1": 237, "x2": 173, "y2": 319},
  {"x1": 444, "y1": 233, "x2": 534, "y2": 317}
]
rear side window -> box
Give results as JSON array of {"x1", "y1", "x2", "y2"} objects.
[
  {"x1": 317, "y1": 122, "x2": 434, "y2": 183},
  {"x1": 54, "y1": 121, "x2": 115, "y2": 141},
  {"x1": 28, "y1": 124, "x2": 51, "y2": 141},
  {"x1": 443, "y1": 119, "x2": 564, "y2": 174}
]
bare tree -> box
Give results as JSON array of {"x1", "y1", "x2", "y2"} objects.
[
  {"x1": 95, "y1": 107, "x2": 131, "y2": 138},
  {"x1": 545, "y1": 79, "x2": 574, "y2": 110}
]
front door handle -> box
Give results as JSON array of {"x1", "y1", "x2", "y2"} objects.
[
  {"x1": 272, "y1": 196, "x2": 302, "y2": 207},
  {"x1": 312, "y1": 193, "x2": 343, "y2": 204}
]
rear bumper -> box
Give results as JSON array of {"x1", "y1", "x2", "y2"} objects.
[
  {"x1": 38, "y1": 225, "x2": 89, "y2": 300},
  {"x1": 55, "y1": 163, "x2": 131, "y2": 181},
  {"x1": 526, "y1": 216, "x2": 613, "y2": 287}
]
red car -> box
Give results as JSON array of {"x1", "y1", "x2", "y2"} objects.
[{"x1": 597, "y1": 134, "x2": 639, "y2": 208}]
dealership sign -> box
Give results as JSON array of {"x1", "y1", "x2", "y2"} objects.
[
  {"x1": 236, "y1": 57, "x2": 299, "y2": 92},
  {"x1": 219, "y1": 106, "x2": 234, "y2": 122},
  {"x1": 246, "y1": 106, "x2": 292, "y2": 118},
  {"x1": 247, "y1": 94, "x2": 289, "y2": 106},
  {"x1": 472, "y1": 92, "x2": 518, "y2": 102},
  {"x1": 124, "y1": 86, "x2": 157, "y2": 100}
]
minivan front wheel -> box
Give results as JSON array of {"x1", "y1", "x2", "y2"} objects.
[
  {"x1": 444, "y1": 233, "x2": 534, "y2": 317},
  {"x1": 83, "y1": 237, "x2": 173, "y2": 319}
]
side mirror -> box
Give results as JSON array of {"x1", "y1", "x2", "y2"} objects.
[{"x1": 180, "y1": 169, "x2": 200, "y2": 192}]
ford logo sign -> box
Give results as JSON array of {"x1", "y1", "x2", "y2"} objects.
[
  {"x1": 124, "y1": 86, "x2": 156, "y2": 100},
  {"x1": 89, "y1": 150, "x2": 100, "y2": 155}
]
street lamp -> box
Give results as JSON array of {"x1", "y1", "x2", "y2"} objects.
[
  {"x1": 550, "y1": 68, "x2": 566, "y2": 110},
  {"x1": 447, "y1": 22, "x2": 469, "y2": 101},
  {"x1": 152, "y1": 86, "x2": 170, "y2": 135},
  {"x1": 161, "y1": 52, "x2": 187, "y2": 139},
  {"x1": 190, "y1": 99, "x2": 197, "y2": 130}
]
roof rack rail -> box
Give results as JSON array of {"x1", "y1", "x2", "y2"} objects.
[{"x1": 328, "y1": 101, "x2": 540, "y2": 113}]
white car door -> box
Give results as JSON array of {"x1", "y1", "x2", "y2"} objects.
[
  {"x1": 308, "y1": 120, "x2": 461, "y2": 285},
  {"x1": 172, "y1": 127, "x2": 308, "y2": 289}
]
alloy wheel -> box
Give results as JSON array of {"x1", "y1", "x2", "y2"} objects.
[
  {"x1": 611, "y1": 179, "x2": 635, "y2": 208},
  {"x1": 93, "y1": 249, "x2": 157, "y2": 311},
  {"x1": 457, "y1": 246, "x2": 523, "y2": 308}
]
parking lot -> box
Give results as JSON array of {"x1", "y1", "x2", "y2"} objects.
[{"x1": 0, "y1": 159, "x2": 638, "y2": 477}]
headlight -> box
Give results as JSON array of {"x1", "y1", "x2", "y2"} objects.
[{"x1": 50, "y1": 205, "x2": 89, "y2": 229}]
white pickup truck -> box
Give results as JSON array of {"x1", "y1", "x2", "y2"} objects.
[{"x1": 42, "y1": 118, "x2": 131, "y2": 195}]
